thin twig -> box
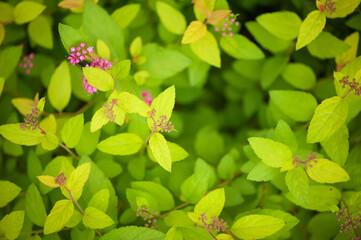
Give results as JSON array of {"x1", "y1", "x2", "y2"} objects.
[
  {"x1": 58, "y1": 142, "x2": 81, "y2": 160},
  {"x1": 341, "y1": 198, "x2": 360, "y2": 238},
  {"x1": 64, "y1": 186, "x2": 85, "y2": 215},
  {"x1": 216, "y1": 171, "x2": 242, "y2": 189}
]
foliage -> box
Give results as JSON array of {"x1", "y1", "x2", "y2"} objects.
[{"x1": 0, "y1": 0, "x2": 361, "y2": 239}]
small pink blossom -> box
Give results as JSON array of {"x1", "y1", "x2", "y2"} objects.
[
  {"x1": 214, "y1": 12, "x2": 239, "y2": 37},
  {"x1": 142, "y1": 91, "x2": 153, "y2": 106},
  {"x1": 19, "y1": 53, "x2": 35, "y2": 75},
  {"x1": 87, "y1": 46, "x2": 94, "y2": 53}
]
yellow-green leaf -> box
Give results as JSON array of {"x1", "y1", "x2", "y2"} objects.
[
  {"x1": 296, "y1": 10, "x2": 326, "y2": 50},
  {"x1": 67, "y1": 162, "x2": 91, "y2": 194},
  {"x1": 0, "y1": 123, "x2": 43, "y2": 146},
  {"x1": 306, "y1": 158, "x2": 350, "y2": 183},
  {"x1": 336, "y1": 32, "x2": 359, "y2": 68},
  {"x1": 111, "y1": 4, "x2": 141, "y2": 29},
  {"x1": 0, "y1": 2, "x2": 14, "y2": 23},
  {"x1": 0, "y1": 181, "x2": 21, "y2": 208},
  {"x1": 118, "y1": 91, "x2": 150, "y2": 117},
  {"x1": 156, "y1": 1, "x2": 186, "y2": 35},
  {"x1": 48, "y1": 61, "x2": 71, "y2": 112},
  {"x1": 97, "y1": 133, "x2": 143, "y2": 155},
  {"x1": 14, "y1": 1, "x2": 46, "y2": 24},
  {"x1": 0, "y1": 77, "x2": 4, "y2": 96},
  {"x1": 231, "y1": 214, "x2": 285, "y2": 240},
  {"x1": 0, "y1": 211, "x2": 24, "y2": 240},
  {"x1": 61, "y1": 114, "x2": 84, "y2": 148},
  {"x1": 88, "y1": 189, "x2": 110, "y2": 213},
  {"x1": 82, "y1": 207, "x2": 114, "y2": 229},
  {"x1": 149, "y1": 133, "x2": 172, "y2": 172},
  {"x1": 193, "y1": 189, "x2": 225, "y2": 224},
  {"x1": 11, "y1": 98, "x2": 34, "y2": 115},
  {"x1": 181, "y1": 21, "x2": 207, "y2": 44},
  {"x1": 0, "y1": 24, "x2": 4, "y2": 45},
  {"x1": 220, "y1": 34, "x2": 265, "y2": 60},
  {"x1": 307, "y1": 96, "x2": 348, "y2": 143},
  {"x1": 37, "y1": 175, "x2": 59, "y2": 188},
  {"x1": 207, "y1": 10, "x2": 231, "y2": 25},
  {"x1": 90, "y1": 108, "x2": 109, "y2": 132},
  {"x1": 44, "y1": 200, "x2": 74, "y2": 235},
  {"x1": 28, "y1": 15, "x2": 53, "y2": 49},
  {"x1": 83, "y1": 67, "x2": 114, "y2": 92},
  {"x1": 190, "y1": 31, "x2": 220, "y2": 68},
  {"x1": 130, "y1": 36, "x2": 142, "y2": 58},
  {"x1": 285, "y1": 168, "x2": 309, "y2": 205},
  {"x1": 41, "y1": 133, "x2": 59, "y2": 151},
  {"x1": 97, "y1": 39, "x2": 110, "y2": 60},
  {"x1": 324, "y1": 0, "x2": 361, "y2": 19}
]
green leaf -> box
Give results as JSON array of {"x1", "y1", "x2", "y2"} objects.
[
  {"x1": 44, "y1": 200, "x2": 74, "y2": 235},
  {"x1": 285, "y1": 168, "x2": 309, "y2": 205},
  {"x1": 231, "y1": 214, "x2": 285, "y2": 239},
  {"x1": 14, "y1": 1, "x2": 46, "y2": 24},
  {"x1": 220, "y1": 34, "x2": 265, "y2": 60},
  {"x1": 0, "y1": 2, "x2": 14, "y2": 23},
  {"x1": 131, "y1": 181, "x2": 174, "y2": 211},
  {"x1": 58, "y1": 23, "x2": 89, "y2": 52},
  {"x1": 156, "y1": 1, "x2": 186, "y2": 35},
  {"x1": 190, "y1": 31, "x2": 220, "y2": 67},
  {"x1": 181, "y1": 173, "x2": 208, "y2": 205},
  {"x1": 270, "y1": 90, "x2": 318, "y2": 122},
  {"x1": 147, "y1": 85, "x2": 175, "y2": 129},
  {"x1": 261, "y1": 55, "x2": 289, "y2": 89},
  {"x1": 336, "y1": 32, "x2": 359, "y2": 67},
  {"x1": 167, "y1": 141, "x2": 189, "y2": 162},
  {"x1": 82, "y1": 207, "x2": 114, "y2": 229},
  {"x1": 111, "y1": 4, "x2": 141, "y2": 29},
  {"x1": 97, "y1": 133, "x2": 143, "y2": 156},
  {"x1": 88, "y1": 189, "x2": 110, "y2": 213},
  {"x1": 0, "y1": 46, "x2": 22, "y2": 79},
  {"x1": 67, "y1": 162, "x2": 91, "y2": 194},
  {"x1": 97, "y1": 39, "x2": 110, "y2": 60},
  {"x1": 247, "y1": 162, "x2": 279, "y2": 182},
  {"x1": 83, "y1": 67, "x2": 114, "y2": 92},
  {"x1": 274, "y1": 120, "x2": 298, "y2": 153},
  {"x1": 0, "y1": 123, "x2": 43, "y2": 146},
  {"x1": 64, "y1": 210, "x2": 82, "y2": 228},
  {"x1": 25, "y1": 184, "x2": 47, "y2": 227},
  {"x1": 27, "y1": 150, "x2": 43, "y2": 183},
  {"x1": 181, "y1": 21, "x2": 207, "y2": 44},
  {"x1": 245, "y1": 21, "x2": 292, "y2": 54},
  {"x1": 324, "y1": 0, "x2": 361, "y2": 18},
  {"x1": 217, "y1": 154, "x2": 236, "y2": 180},
  {"x1": 118, "y1": 91, "x2": 150, "y2": 117},
  {"x1": 321, "y1": 125, "x2": 349, "y2": 166},
  {"x1": 28, "y1": 15, "x2": 53, "y2": 49},
  {"x1": 0, "y1": 211, "x2": 25, "y2": 240},
  {"x1": 193, "y1": 188, "x2": 225, "y2": 223},
  {"x1": 248, "y1": 137, "x2": 292, "y2": 168},
  {"x1": 256, "y1": 11, "x2": 302, "y2": 40},
  {"x1": 126, "y1": 188, "x2": 159, "y2": 212},
  {"x1": 61, "y1": 114, "x2": 84, "y2": 148},
  {"x1": 101, "y1": 226, "x2": 165, "y2": 240},
  {"x1": 0, "y1": 77, "x2": 4, "y2": 96},
  {"x1": 281, "y1": 63, "x2": 316, "y2": 90},
  {"x1": 0, "y1": 181, "x2": 21, "y2": 208},
  {"x1": 90, "y1": 108, "x2": 109, "y2": 132},
  {"x1": 307, "y1": 32, "x2": 351, "y2": 59},
  {"x1": 83, "y1": 1, "x2": 124, "y2": 58},
  {"x1": 307, "y1": 96, "x2": 348, "y2": 143},
  {"x1": 130, "y1": 37, "x2": 142, "y2": 58},
  {"x1": 149, "y1": 132, "x2": 172, "y2": 172},
  {"x1": 37, "y1": 175, "x2": 59, "y2": 188},
  {"x1": 194, "y1": 126, "x2": 225, "y2": 164},
  {"x1": 41, "y1": 133, "x2": 59, "y2": 151},
  {"x1": 75, "y1": 122, "x2": 100, "y2": 156},
  {"x1": 139, "y1": 43, "x2": 191, "y2": 79},
  {"x1": 306, "y1": 158, "x2": 350, "y2": 183},
  {"x1": 48, "y1": 61, "x2": 71, "y2": 112},
  {"x1": 112, "y1": 59, "x2": 131, "y2": 79},
  {"x1": 296, "y1": 10, "x2": 326, "y2": 50}
]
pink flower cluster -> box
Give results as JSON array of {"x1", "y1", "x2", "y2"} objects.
[
  {"x1": 83, "y1": 58, "x2": 112, "y2": 94},
  {"x1": 293, "y1": 152, "x2": 318, "y2": 170},
  {"x1": 141, "y1": 90, "x2": 153, "y2": 106},
  {"x1": 19, "y1": 53, "x2": 34, "y2": 75},
  {"x1": 68, "y1": 43, "x2": 93, "y2": 65},
  {"x1": 319, "y1": 0, "x2": 336, "y2": 14},
  {"x1": 136, "y1": 207, "x2": 159, "y2": 229},
  {"x1": 195, "y1": 213, "x2": 227, "y2": 233},
  {"x1": 335, "y1": 206, "x2": 361, "y2": 236},
  {"x1": 147, "y1": 109, "x2": 175, "y2": 133},
  {"x1": 214, "y1": 13, "x2": 240, "y2": 37},
  {"x1": 340, "y1": 76, "x2": 361, "y2": 98}
]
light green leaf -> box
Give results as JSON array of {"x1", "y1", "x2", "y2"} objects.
[
  {"x1": 130, "y1": 37, "x2": 142, "y2": 58},
  {"x1": 0, "y1": 2, "x2": 14, "y2": 23},
  {"x1": 0, "y1": 77, "x2": 4, "y2": 96},
  {"x1": 83, "y1": 207, "x2": 114, "y2": 229},
  {"x1": 256, "y1": 11, "x2": 302, "y2": 40},
  {"x1": 58, "y1": 23, "x2": 89, "y2": 52},
  {"x1": 156, "y1": 1, "x2": 186, "y2": 35},
  {"x1": 112, "y1": 59, "x2": 131, "y2": 79},
  {"x1": 90, "y1": 108, "x2": 109, "y2": 132},
  {"x1": 25, "y1": 184, "x2": 47, "y2": 227},
  {"x1": 307, "y1": 96, "x2": 348, "y2": 143},
  {"x1": 149, "y1": 133, "x2": 172, "y2": 172},
  {"x1": 281, "y1": 63, "x2": 316, "y2": 90},
  {"x1": 131, "y1": 181, "x2": 174, "y2": 211},
  {"x1": 64, "y1": 210, "x2": 82, "y2": 228},
  {"x1": 44, "y1": 200, "x2": 74, "y2": 235},
  {"x1": 41, "y1": 133, "x2": 59, "y2": 151},
  {"x1": 0, "y1": 211, "x2": 25, "y2": 240},
  {"x1": 0, "y1": 123, "x2": 43, "y2": 146},
  {"x1": 321, "y1": 125, "x2": 349, "y2": 166},
  {"x1": 193, "y1": 189, "x2": 225, "y2": 223},
  {"x1": 217, "y1": 154, "x2": 236, "y2": 180},
  {"x1": 307, "y1": 32, "x2": 351, "y2": 59},
  {"x1": 88, "y1": 189, "x2": 110, "y2": 213},
  {"x1": 270, "y1": 90, "x2": 318, "y2": 122},
  {"x1": 296, "y1": 10, "x2": 326, "y2": 50},
  {"x1": 101, "y1": 226, "x2": 165, "y2": 240},
  {"x1": 336, "y1": 32, "x2": 359, "y2": 67},
  {"x1": 181, "y1": 21, "x2": 207, "y2": 44},
  {"x1": 37, "y1": 175, "x2": 58, "y2": 188},
  {"x1": 97, "y1": 133, "x2": 143, "y2": 156},
  {"x1": 261, "y1": 55, "x2": 289, "y2": 89},
  {"x1": 67, "y1": 162, "x2": 91, "y2": 194},
  {"x1": 324, "y1": 0, "x2": 361, "y2": 18},
  {"x1": 97, "y1": 39, "x2": 110, "y2": 60},
  {"x1": 285, "y1": 168, "x2": 309, "y2": 205},
  {"x1": 231, "y1": 214, "x2": 285, "y2": 239},
  {"x1": 274, "y1": 120, "x2": 298, "y2": 153},
  {"x1": 61, "y1": 114, "x2": 84, "y2": 148},
  {"x1": 0, "y1": 46, "x2": 22, "y2": 79},
  {"x1": 190, "y1": 31, "x2": 220, "y2": 67},
  {"x1": 248, "y1": 137, "x2": 292, "y2": 168},
  {"x1": 48, "y1": 61, "x2": 71, "y2": 112},
  {"x1": 147, "y1": 85, "x2": 175, "y2": 129},
  {"x1": 28, "y1": 15, "x2": 53, "y2": 49},
  {"x1": 0, "y1": 181, "x2": 21, "y2": 208},
  {"x1": 75, "y1": 122, "x2": 100, "y2": 156},
  {"x1": 247, "y1": 162, "x2": 279, "y2": 182},
  {"x1": 14, "y1": 1, "x2": 46, "y2": 24},
  {"x1": 83, "y1": 67, "x2": 114, "y2": 92},
  {"x1": 167, "y1": 141, "x2": 189, "y2": 162},
  {"x1": 306, "y1": 158, "x2": 350, "y2": 183},
  {"x1": 111, "y1": 4, "x2": 141, "y2": 29},
  {"x1": 11, "y1": 98, "x2": 35, "y2": 115},
  {"x1": 245, "y1": 21, "x2": 292, "y2": 54},
  {"x1": 220, "y1": 34, "x2": 265, "y2": 60},
  {"x1": 118, "y1": 91, "x2": 150, "y2": 117}
]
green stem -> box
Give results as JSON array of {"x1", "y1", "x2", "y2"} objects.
[{"x1": 59, "y1": 142, "x2": 81, "y2": 160}]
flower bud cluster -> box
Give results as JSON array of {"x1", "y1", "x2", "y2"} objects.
[
  {"x1": 103, "y1": 99, "x2": 118, "y2": 122},
  {"x1": 135, "y1": 206, "x2": 159, "y2": 229},
  {"x1": 55, "y1": 172, "x2": 67, "y2": 186},
  {"x1": 19, "y1": 53, "x2": 35, "y2": 75},
  {"x1": 318, "y1": 0, "x2": 336, "y2": 14},
  {"x1": 19, "y1": 107, "x2": 45, "y2": 134},
  {"x1": 293, "y1": 152, "x2": 318, "y2": 170},
  {"x1": 340, "y1": 76, "x2": 361, "y2": 97},
  {"x1": 335, "y1": 206, "x2": 361, "y2": 236},
  {"x1": 214, "y1": 13, "x2": 240, "y2": 37},
  {"x1": 195, "y1": 213, "x2": 227, "y2": 233},
  {"x1": 147, "y1": 109, "x2": 175, "y2": 133}
]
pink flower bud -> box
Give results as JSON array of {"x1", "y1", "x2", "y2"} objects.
[{"x1": 80, "y1": 43, "x2": 86, "y2": 48}]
